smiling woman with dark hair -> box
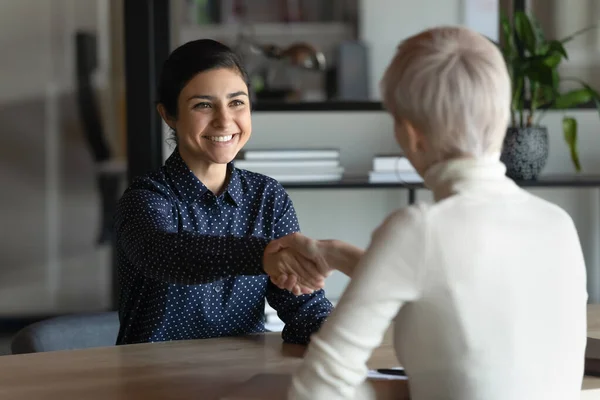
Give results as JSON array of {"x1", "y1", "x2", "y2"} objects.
[{"x1": 114, "y1": 39, "x2": 333, "y2": 346}]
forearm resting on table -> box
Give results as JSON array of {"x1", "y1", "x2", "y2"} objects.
[{"x1": 319, "y1": 239, "x2": 364, "y2": 278}]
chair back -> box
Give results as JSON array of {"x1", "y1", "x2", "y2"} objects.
[{"x1": 11, "y1": 311, "x2": 119, "y2": 354}]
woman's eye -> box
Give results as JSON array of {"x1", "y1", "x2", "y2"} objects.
[
  {"x1": 230, "y1": 99, "x2": 244, "y2": 107},
  {"x1": 194, "y1": 102, "x2": 211, "y2": 109}
]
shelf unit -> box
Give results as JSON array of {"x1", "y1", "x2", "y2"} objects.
[
  {"x1": 281, "y1": 175, "x2": 600, "y2": 190},
  {"x1": 280, "y1": 175, "x2": 600, "y2": 206},
  {"x1": 180, "y1": 22, "x2": 352, "y2": 44}
]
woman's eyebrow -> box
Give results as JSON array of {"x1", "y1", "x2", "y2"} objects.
[
  {"x1": 187, "y1": 91, "x2": 247, "y2": 101},
  {"x1": 227, "y1": 91, "x2": 248, "y2": 98},
  {"x1": 187, "y1": 95, "x2": 213, "y2": 101}
]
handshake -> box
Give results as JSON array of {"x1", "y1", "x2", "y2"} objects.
[{"x1": 263, "y1": 232, "x2": 333, "y2": 296}]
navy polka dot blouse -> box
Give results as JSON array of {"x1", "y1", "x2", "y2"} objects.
[{"x1": 114, "y1": 148, "x2": 333, "y2": 345}]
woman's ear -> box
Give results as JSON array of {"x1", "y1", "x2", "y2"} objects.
[
  {"x1": 156, "y1": 104, "x2": 176, "y2": 130},
  {"x1": 402, "y1": 120, "x2": 426, "y2": 155}
]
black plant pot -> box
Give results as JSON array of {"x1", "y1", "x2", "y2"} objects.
[{"x1": 500, "y1": 126, "x2": 549, "y2": 180}]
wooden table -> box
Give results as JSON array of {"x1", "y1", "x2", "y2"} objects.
[{"x1": 1, "y1": 307, "x2": 600, "y2": 400}]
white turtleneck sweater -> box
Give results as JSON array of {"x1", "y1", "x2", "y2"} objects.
[{"x1": 289, "y1": 157, "x2": 588, "y2": 400}]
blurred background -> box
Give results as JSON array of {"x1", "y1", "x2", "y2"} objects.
[{"x1": 2, "y1": 0, "x2": 600, "y2": 350}]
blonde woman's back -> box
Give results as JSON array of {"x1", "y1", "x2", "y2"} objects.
[{"x1": 392, "y1": 159, "x2": 587, "y2": 399}]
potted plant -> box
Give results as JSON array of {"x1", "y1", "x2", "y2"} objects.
[{"x1": 498, "y1": 11, "x2": 600, "y2": 179}]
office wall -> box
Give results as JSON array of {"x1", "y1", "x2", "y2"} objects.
[
  {"x1": 359, "y1": 0, "x2": 462, "y2": 99},
  {"x1": 359, "y1": 0, "x2": 499, "y2": 100}
]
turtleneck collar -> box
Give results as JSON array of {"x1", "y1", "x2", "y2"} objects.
[{"x1": 422, "y1": 153, "x2": 517, "y2": 202}]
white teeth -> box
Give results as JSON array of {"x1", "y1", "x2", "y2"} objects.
[{"x1": 207, "y1": 135, "x2": 234, "y2": 142}]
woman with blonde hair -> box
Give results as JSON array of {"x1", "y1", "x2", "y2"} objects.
[{"x1": 284, "y1": 26, "x2": 588, "y2": 399}]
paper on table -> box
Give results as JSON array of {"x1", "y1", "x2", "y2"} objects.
[{"x1": 367, "y1": 367, "x2": 408, "y2": 380}]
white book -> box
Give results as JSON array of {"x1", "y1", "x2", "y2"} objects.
[
  {"x1": 267, "y1": 172, "x2": 344, "y2": 183},
  {"x1": 234, "y1": 159, "x2": 339, "y2": 169},
  {"x1": 242, "y1": 166, "x2": 344, "y2": 176},
  {"x1": 373, "y1": 155, "x2": 415, "y2": 172},
  {"x1": 369, "y1": 171, "x2": 423, "y2": 183},
  {"x1": 242, "y1": 149, "x2": 340, "y2": 160}
]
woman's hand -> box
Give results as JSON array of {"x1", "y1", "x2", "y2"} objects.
[{"x1": 263, "y1": 233, "x2": 332, "y2": 295}]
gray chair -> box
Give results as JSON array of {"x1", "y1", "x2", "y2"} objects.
[{"x1": 10, "y1": 311, "x2": 119, "y2": 354}]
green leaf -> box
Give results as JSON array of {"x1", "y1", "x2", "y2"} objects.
[
  {"x1": 579, "y1": 82, "x2": 600, "y2": 123},
  {"x1": 535, "y1": 83, "x2": 556, "y2": 106},
  {"x1": 500, "y1": 15, "x2": 517, "y2": 61},
  {"x1": 529, "y1": 13, "x2": 546, "y2": 52},
  {"x1": 563, "y1": 117, "x2": 581, "y2": 172},
  {"x1": 579, "y1": 82, "x2": 600, "y2": 101},
  {"x1": 561, "y1": 79, "x2": 600, "y2": 100},
  {"x1": 547, "y1": 40, "x2": 568, "y2": 59},
  {"x1": 514, "y1": 12, "x2": 537, "y2": 54},
  {"x1": 587, "y1": 85, "x2": 600, "y2": 110},
  {"x1": 500, "y1": 15, "x2": 512, "y2": 45},
  {"x1": 553, "y1": 89, "x2": 593, "y2": 109},
  {"x1": 531, "y1": 41, "x2": 566, "y2": 68},
  {"x1": 529, "y1": 81, "x2": 539, "y2": 112},
  {"x1": 543, "y1": 53, "x2": 562, "y2": 69},
  {"x1": 511, "y1": 76, "x2": 525, "y2": 115},
  {"x1": 522, "y1": 59, "x2": 554, "y2": 86},
  {"x1": 551, "y1": 69, "x2": 560, "y2": 89}
]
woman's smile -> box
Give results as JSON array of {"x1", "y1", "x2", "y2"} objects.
[{"x1": 204, "y1": 133, "x2": 238, "y2": 145}]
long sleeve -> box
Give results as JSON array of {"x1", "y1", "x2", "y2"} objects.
[
  {"x1": 267, "y1": 284, "x2": 333, "y2": 345},
  {"x1": 115, "y1": 187, "x2": 269, "y2": 285},
  {"x1": 288, "y1": 205, "x2": 428, "y2": 400},
  {"x1": 266, "y1": 186, "x2": 334, "y2": 344}
]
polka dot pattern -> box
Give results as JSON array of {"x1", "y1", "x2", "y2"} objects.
[{"x1": 114, "y1": 148, "x2": 333, "y2": 345}]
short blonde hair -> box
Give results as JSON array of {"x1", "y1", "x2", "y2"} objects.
[{"x1": 381, "y1": 26, "x2": 511, "y2": 158}]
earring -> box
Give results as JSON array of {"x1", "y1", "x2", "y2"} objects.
[
  {"x1": 394, "y1": 157, "x2": 418, "y2": 188},
  {"x1": 394, "y1": 157, "x2": 406, "y2": 185}
]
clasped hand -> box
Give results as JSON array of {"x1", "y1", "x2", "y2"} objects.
[{"x1": 263, "y1": 233, "x2": 331, "y2": 296}]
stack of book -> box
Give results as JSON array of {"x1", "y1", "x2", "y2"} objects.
[
  {"x1": 234, "y1": 149, "x2": 344, "y2": 183},
  {"x1": 368, "y1": 154, "x2": 422, "y2": 183}
]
